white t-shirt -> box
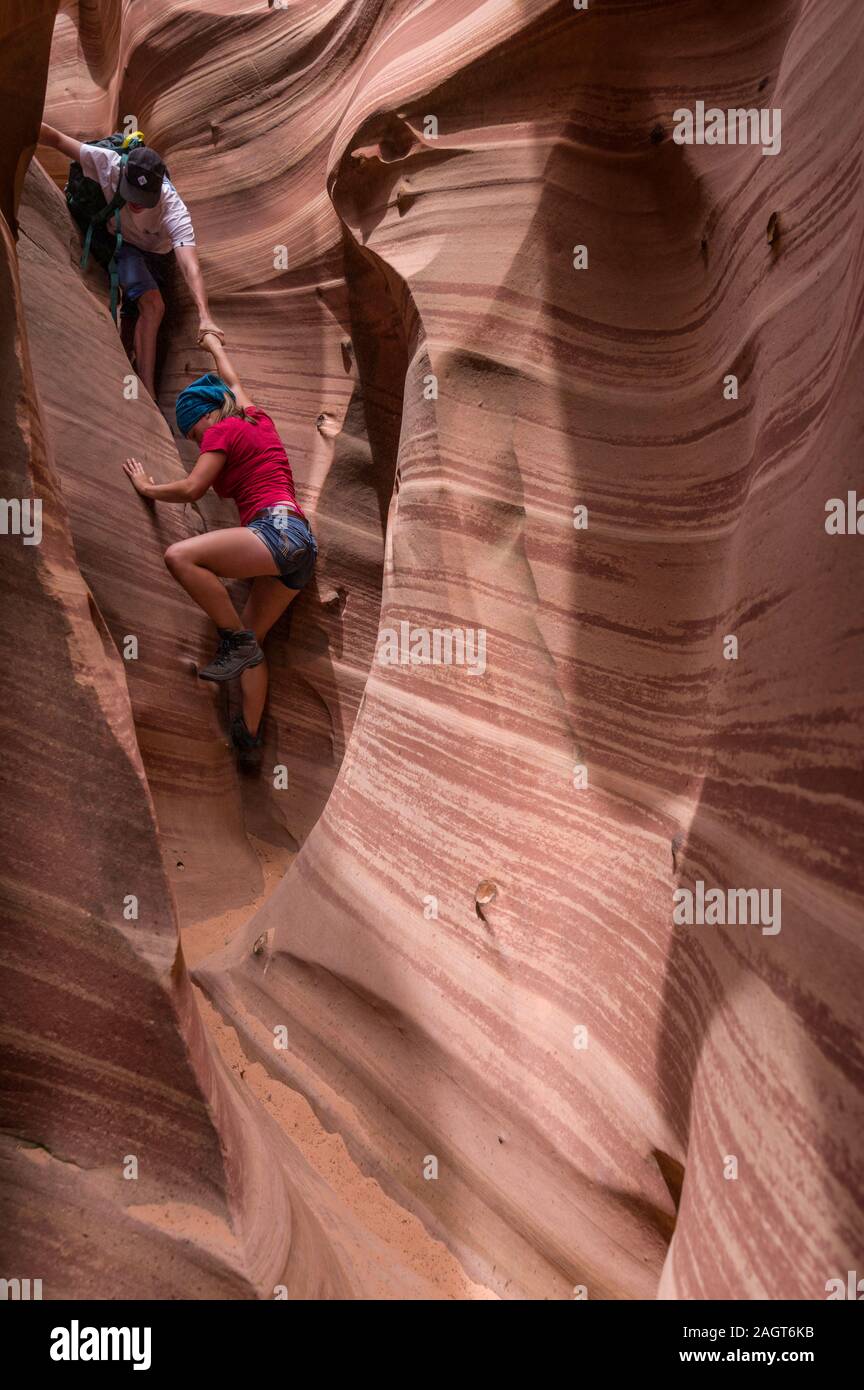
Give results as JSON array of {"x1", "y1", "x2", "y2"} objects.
[{"x1": 79, "y1": 143, "x2": 195, "y2": 254}]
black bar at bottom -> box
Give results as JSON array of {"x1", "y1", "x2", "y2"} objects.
[{"x1": 4, "y1": 1296, "x2": 858, "y2": 1375}]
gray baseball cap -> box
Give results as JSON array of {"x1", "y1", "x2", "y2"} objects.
[{"x1": 119, "y1": 147, "x2": 166, "y2": 208}]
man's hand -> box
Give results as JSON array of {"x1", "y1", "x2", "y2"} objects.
[
  {"x1": 173, "y1": 246, "x2": 224, "y2": 343},
  {"x1": 124, "y1": 457, "x2": 155, "y2": 497}
]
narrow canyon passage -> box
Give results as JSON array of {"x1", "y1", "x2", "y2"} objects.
[
  {"x1": 182, "y1": 838, "x2": 495, "y2": 1299},
  {"x1": 16, "y1": 0, "x2": 486, "y2": 1297}
]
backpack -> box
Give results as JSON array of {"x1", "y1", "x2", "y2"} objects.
[{"x1": 65, "y1": 131, "x2": 144, "y2": 322}]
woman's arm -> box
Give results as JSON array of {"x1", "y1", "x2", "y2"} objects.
[
  {"x1": 124, "y1": 451, "x2": 225, "y2": 502},
  {"x1": 39, "y1": 122, "x2": 83, "y2": 163},
  {"x1": 199, "y1": 330, "x2": 254, "y2": 411}
]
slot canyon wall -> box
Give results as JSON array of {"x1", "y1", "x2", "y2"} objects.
[{"x1": 2, "y1": 0, "x2": 863, "y2": 1299}]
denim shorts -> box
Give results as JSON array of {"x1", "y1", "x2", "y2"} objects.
[
  {"x1": 118, "y1": 244, "x2": 170, "y2": 302},
  {"x1": 246, "y1": 507, "x2": 317, "y2": 589}
]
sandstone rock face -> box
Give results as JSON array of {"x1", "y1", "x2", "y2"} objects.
[
  {"x1": 0, "y1": 0, "x2": 455, "y2": 1302},
  {"x1": 3, "y1": 0, "x2": 863, "y2": 1300}
]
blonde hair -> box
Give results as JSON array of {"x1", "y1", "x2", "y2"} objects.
[{"x1": 210, "y1": 391, "x2": 247, "y2": 424}]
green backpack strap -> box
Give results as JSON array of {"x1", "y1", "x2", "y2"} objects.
[
  {"x1": 106, "y1": 225, "x2": 124, "y2": 324},
  {"x1": 79, "y1": 185, "x2": 125, "y2": 269},
  {"x1": 80, "y1": 151, "x2": 128, "y2": 322}
]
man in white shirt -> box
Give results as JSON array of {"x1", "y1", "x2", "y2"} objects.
[{"x1": 39, "y1": 123, "x2": 224, "y2": 400}]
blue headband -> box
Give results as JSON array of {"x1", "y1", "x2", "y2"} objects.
[{"x1": 175, "y1": 373, "x2": 235, "y2": 437}]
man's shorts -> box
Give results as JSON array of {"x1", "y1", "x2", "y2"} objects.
[
  {"x1": 118, "y1": 244, "x2": 171, "y2": 303},
  {"x1": 246, "y1": 507, "x2": 318, "y2": 590}
]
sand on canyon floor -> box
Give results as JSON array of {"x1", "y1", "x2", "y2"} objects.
[{"x1": 182, "y1": 836, "x2": 497, "y2": 1301}]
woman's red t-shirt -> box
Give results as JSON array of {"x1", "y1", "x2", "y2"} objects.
[{"x1": 200, "y1": 406, "x2": 304, "y2": 525}]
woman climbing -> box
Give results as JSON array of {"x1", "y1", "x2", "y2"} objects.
[{"x1": 123, "y1": 331, "x2": 317, "y2": 755}]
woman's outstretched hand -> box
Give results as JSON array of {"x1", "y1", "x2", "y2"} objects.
[{"x1": 124, "y1": 457, "x2": 155, "y2": 497}]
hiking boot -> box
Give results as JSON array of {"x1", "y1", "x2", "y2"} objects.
[
  {"x1": 231, "y1": 713, "x2": 263, "y2": 753},
  {"x1": 197, "y1": 629, "x2": 264, "y2": 682},
  {"x1": 230, "y1": 713, "x2": 264, "y2": 768}
]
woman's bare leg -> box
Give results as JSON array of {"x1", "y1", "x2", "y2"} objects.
[
  {"x1": 164, "y1": 528, "x2": 280, "y2": 628},
  {"x1": 239, "y1": 577, "x2": 299, "y2": 734}
]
